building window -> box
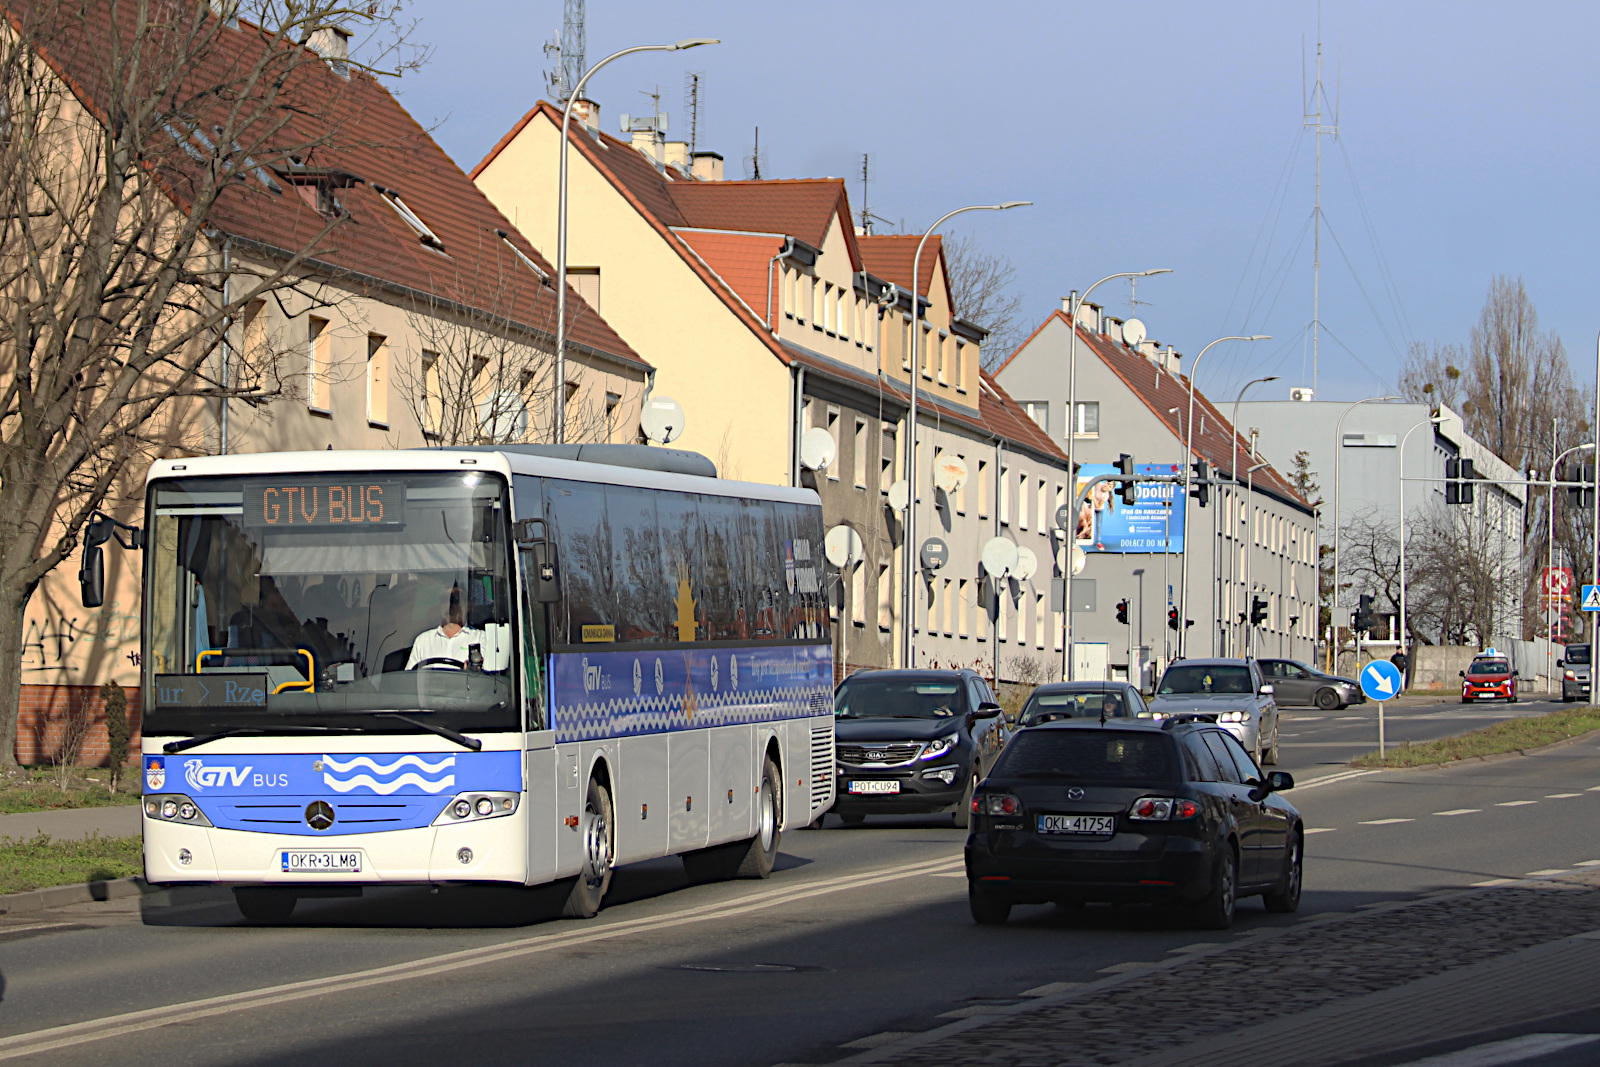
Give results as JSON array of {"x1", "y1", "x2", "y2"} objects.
[
  {"x1": 1072, "y1": 401, "x2": 1100, "y2": 437},
  {"x1": 784, "y1": 268, "x2": 795, "y2": 319},
  {"x1": 977, "y1": 588, "x2": 989, "y2": 640},
  {"x1": 376, "y1": 187, "x2": 446, "y2": 254},
  {"x1": 854, "y1": 419, "x2": 869, "y2": 488},
  {"x1": 851, "y1": 566, "x2": 866, "y2": 627},
  {"x1": 1017, "y1": 470, "x2": 1029, "y2": 530},
  {"x1": 826, "y1": 407, "x2": 840, "y2": 481},
  {"x1": 979, "y1": 459, "x2": 990, "y2": 518},
  {"x1": 877, "y1": 564, "x2": 893, "y2": 632},
  {"x1": 420, "y1": 350, "x2": 440, "y2": 436},
  {"x1": 955, "y1": 453, "x2": 968, "y2": 514},
  {"x1": 1036, "y1": 594, "x2": 1047, "y2": 650},
  {"x1": 1037, "y1": 478, "x2": 1047, "y2": 533},
  {"x1": 880, "y1": 428, "x2": 896, "y2": 493},
  {"x1": 999, "y1": 465, "x2": 1010, "y2": 525},
  {"x1": 822, "y1": 283, "x2": 834, "y2": 334},
  {"x1": 568, "y1": 267, "x2": 600, "y2": 313},
  {"x1": 955, "y1": 342, "x2": 968, "y2": 391},
  {"x1": 1022, "y1": 402, "x2": 1049, "y2": 434},
  {"x1": 838, "y1": 288, "x2": 849, "y2": 341},
  {"x1": 924, "y1": 578, "x2": 937, "y2": 636},
  {"x1": 958, "y1": 579, "x2": 970, "y2": 638},
  {"x1": 605, "y1": 392, "x2": 621, "y2": 440},
  {"x1": 366, "y1": 333, "x2": 388, "y2": 426},
  {"x1": 811, "y1": 278, "x2": 821, "y2": 329},
  {"x1": 937, "y1": 331, "x2": 949, "y2": 383},
  {"x1": 943, "y1": 578, "x2": 954, "y2": 635},
  {"x1": 306, "y1": 316, "x2": 330, "y2": 413},
  {"x1": 921, "y1": 325, "x2": 934, "y2": 379}
]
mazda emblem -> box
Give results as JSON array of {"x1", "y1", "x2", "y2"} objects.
[
  {"x1": 305, "y1": 801, "x2": 335, "y2": 831},
  {"x1": 1067, "y1": 787, "x2": 1085, "y2": 800}
]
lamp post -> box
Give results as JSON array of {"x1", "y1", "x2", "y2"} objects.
[
  {"x1": 1331, "y1": 395, "x2": 1400, "y2": 671},
  {"x1": 1061, "y1": 267, "x2": 1172, "y2": 679},
  {"x1": 1550, "y1": 440, "x2": 1594, "y2": 687},
  {"x1": 1244, "y1": 457, "x2": 1269, "y2": 654},
  {"x1": 1226, "y1": 376, "x2": 1278, "y2": 656},
  {"x1": 1177, "y1": 335, "x2": 1269, "y2": 658},
  {"x1": 900, "y1": 201, "x2": 1031, "y2": 668},
  {"x1": 1396, "y1": 414, "x2": 1445, "y2": 661},
  {"x1": 554, "y1": 37, "x2": 719, "y2": 444},
  {"x1": 1592, "y1": 330, "x2": 1600, "y2": 644}
]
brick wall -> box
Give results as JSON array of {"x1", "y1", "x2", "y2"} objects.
[{"x1": 15, "y1": 684, "x2": 142, "y2": 766}]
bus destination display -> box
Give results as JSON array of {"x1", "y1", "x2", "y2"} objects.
[
  {"x1": 243, "y1": 478, "x2": 405, "y2": 528},
  {"x1": 154, "y1": 674, "x2": 268, "y2": 709}
]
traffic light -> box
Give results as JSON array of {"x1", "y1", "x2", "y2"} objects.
[
  {"x1": 1445, "y1": 457, "x2": 1476, "y2": 505},
  {"x1": 1116, "y1": 599, "x2": 1129, "y2": 625},
  {"x1": 1353, "y1": 593, "x2": 1376, "y2": 633},
  {"x1": 1168, "y1": 607, "x2": 1179, "y2": 631},
  {"x1": 1250, "y1": 596, "x2": 1268, "y2": 626},
  {"x1": 1569, "y1": 461, "x2": 1595, "y2": 509},
  {"x1": 1190, "y1": 460, "x2": 1210, "y2": 507},
  {"x1": 1116, "y1": 453, "x2": 1137, "y2": 506}
]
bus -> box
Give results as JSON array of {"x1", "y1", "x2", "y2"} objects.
[{"x1": 90, "y1": 444, "x2": 835, "y2": 921}]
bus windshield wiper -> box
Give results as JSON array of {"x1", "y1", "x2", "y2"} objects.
[
  {"x1": 162, "y1": 725, "x2": 359, "y2": 754},
  {"x1": 377, "y1": 712, "x2": 483, "y2": 751}
]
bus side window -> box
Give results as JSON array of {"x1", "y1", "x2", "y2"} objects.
[{"x1": 518, "y1": 547, "x2": 548, "y2": 730}]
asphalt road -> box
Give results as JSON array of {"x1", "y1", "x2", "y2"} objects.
[{"x1": 3, "y1": 716, "x2": 1599, "y2": 1067}]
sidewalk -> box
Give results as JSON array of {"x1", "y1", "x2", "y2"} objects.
[
  {"x1": 0, "y1": 804, "x2": 139, "y2": 841},
  {"x1": 832, "y1": 872, "x2": 1600, "y2": 1067}
]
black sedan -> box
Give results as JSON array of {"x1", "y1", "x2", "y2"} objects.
[
  {"x1": 964, "y1": 719, "x2": 1302, "y2": 928},
  {"x1": 829, "y1": 669, "x2": 1007, "y2": 828}
]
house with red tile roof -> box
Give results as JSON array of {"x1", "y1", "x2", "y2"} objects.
[
  {"x1": 996, "y1": 304, "x2": 1318, "y2": 684},
  {"x1": 473, "y1": 101, "x2": 1070, "y2": 679}
]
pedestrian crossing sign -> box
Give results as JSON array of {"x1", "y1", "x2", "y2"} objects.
[{"x1": 1584, "y1": 585, "x2": 1600, "y2": 612}]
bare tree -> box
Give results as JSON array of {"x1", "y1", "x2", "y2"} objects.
[
  {"x1": 942, "y1": 233, "x2": 1025, "y2": 368},
  {"x1": 0, "y1": 0, "x2": 417, "y2": 768}
]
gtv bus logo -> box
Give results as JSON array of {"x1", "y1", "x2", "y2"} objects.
[{"x1": 184, "y1": 759, "x2": 251, "y2": 791}]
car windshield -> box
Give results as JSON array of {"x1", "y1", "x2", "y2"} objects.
[
  {"x1": 1020, "y1": 690, "x2": 1130, "y2": 725},
  {"x1": 1469, "y1": 659, "x2": 1509, "y2": 674},
  {"x1": 994, "y1": 731, "x2": 1175, "y2": 782},
  {"x1": 1567, "y1": 646, "x2": 1590, "y2": 665},
  {"x1": 836, "y1": 678, "x2": 966, "y2": 719},
  {"x1": 1158, "y1": 665, "x2": 1253, "y2": 695}
]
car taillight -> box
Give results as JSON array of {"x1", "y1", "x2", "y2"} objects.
[
  {"x1": 1174, "y1": 799, "x2": 1199, "y2": 819},
  {"x1": 977, "y1": 793, "x2": 1021, "y2": 816},
  {"x1": 1129, "y1": 796, "x2": 1174, "y2": 820}
]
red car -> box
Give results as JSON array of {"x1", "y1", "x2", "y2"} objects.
[{"x1": 1460, "y1": 653, "x2": 1517, "y2": 703}]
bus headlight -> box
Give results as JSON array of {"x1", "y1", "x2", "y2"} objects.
[
  {"x1": 143, "y1": 794, "x2": 213, "y2": 826},
  {"x1": 433, "y1": 792, "x2": 520, "y2": 826}
]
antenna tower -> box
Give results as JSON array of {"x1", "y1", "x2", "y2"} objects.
[
  {"x1": 856, "y1": 153, "x2": 894, "y2": 234},
  {"x1": 684, "y1": 71, "x2": 704, "y2": 154},
  {"x1": 543, "y1": 0, "x2": 586, "y2": 103},
  {"x1": 744, "y1": 126, "x2": 763, "y2": 179},
  {"x1": 1302, "y1": 6, "x2": 1339, "y2": 394},
  {"x1": 1128, "y1": 275, "x2": 1155, "y2": 317}
]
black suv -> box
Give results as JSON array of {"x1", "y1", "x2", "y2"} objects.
[
  {"x1": 829, "y1": 669, "x2": 1007, "y2": 828},
  {"x1": 965, "y1": 718, "x2": 1302, "y2": 927}
]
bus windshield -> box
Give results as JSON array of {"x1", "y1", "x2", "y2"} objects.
[{"x1": 144, "y1": 472, "x2": 520, "y2": 736}]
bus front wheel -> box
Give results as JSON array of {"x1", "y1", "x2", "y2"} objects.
[{"x1": 563, "y1": 777, "x2": 614, "y2": 919}]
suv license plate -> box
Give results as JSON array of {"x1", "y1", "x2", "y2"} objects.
[
  {"x1": 281, "y1": 850, "x2": 361, "y2": 873},
  {"x1": 1038, "y1": 815, "x2": 1115, "y2": 835},
  {"x1": 848, "y1": 780, "x2": 900, "y2": 795}
]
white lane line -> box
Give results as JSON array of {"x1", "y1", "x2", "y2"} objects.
[
  {"x1": 1496, "y1": 800, "x2": 1539, "y2": 807},
  {"x1": 1471, "y1": 878, "x2": 1520, "y2": 887},
  {"x1": 1576, "y1": 860, "x2": 1600, "y2": 867},
  {"x1": 1433, "y1": 809, "x2": 1480, "y2": 816},
  {"x1": 1359, "y1": 818, "x2": 1415, "y2": 825},
  {"x1": 1393, "y1": 1032, "x2": 1600, "y2": 1066},
  {"x1": 1587, "y1": 785, "x2": 1600, "y2": 792},
  {"x1": 0, "y1": 853, "x2": 964, "y2": 1061},
  {"x1": 1526, "y1": 869, "x2": 1570, "y2": 877},
  {"x1": 840, "y1": 1033, "x2": 922, "y2": 1050},
  {"x1": 1546, "y1": 793, "x2": 1583, "y2": 798},
  {"x1": 928, "y1": 872, "x2": 966, "y2": 878},
  {"x1": 1304, "y1": 827, "x2": 1337, "y2": 834},
  {"x1": 0, "y1": 921, "x2": 73, "y2": 935},
  {"x1": 1296, "y1": 768, "x2": 1382, "y2": 790}
]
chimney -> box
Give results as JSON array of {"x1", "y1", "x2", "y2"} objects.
[
  {"x1": 569, "y1": 97, "x2": 601, "y2": 131},
  {"x1": 1163, "y1": 345, "x2": 1181, "y2": 372},
  {"x1": 664, "y1": 141, "x2": 689, "y2": 170},
  {"x1": 1075, "y1": 300, "x2": 1101, "y2": 333},
  {"x1": 690, "y1": 151, "x2": 724, "y2": 181},
  {"x1": 308, "y1": 24, "x2": 351, "y2": 77},
  {"x1": 631, "y1": 129, "x2": 662, "y2": 162},
  {"x1": 1137, "y1": 339, "x2": 1159, "y2": 359}
]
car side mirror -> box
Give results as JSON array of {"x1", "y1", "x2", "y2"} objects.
[
  {"x1": 977, "y1": 701, "x2": 1004, "y2": 717},
  {"x1": 79, "y1": 545, "x2": 104, "y2": 608},
  {"x1": 1259, "y1": 684, "x2": 1274, "y2": 695},
  {"x1": 1458, "y1": 670, "x2": 1465, "y2": 678},
  {"x1": 1267, "y1": 771, "x2": 1294, "y2": 791},
  {"x1": 1557, "y1": 659, "x2": 1565, "y2": 667},
  {"x1": 1512, "y1": 670, "x2": 1520, "y2": 677},
  {"x1": 528, "y1": 542, "x2": 561, "y2": 603}
]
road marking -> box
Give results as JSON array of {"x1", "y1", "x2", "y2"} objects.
[
  {"x1": 1097, "y1": 961, "x2": 1156, "y2": 974},
  {"x1": 1587, "y1": 785, "x2": 1600, "y2": 792},
  {"x1": 1304, "y1": 827, "x2": 1337, "y2": 834},
  {"x1": 1295, "y1": 768, "x2": 1382, "y2": 790},
  {"x1": 1525, "y1": 869, "x2": 1570, "y2": 876},
  {"x1": 0, "y1": 853, "x2": 964, "y2": 1061},
  {"x1": 1020, "y1": 981, "x2": 1084, "y2": 996},
  {"x1": 0, "y1": 921, "x2": 73, "y2": 935},
  {"x1": 1471, "y1": 878, "x2": 1519, "y2": 887},
  {"x1": 840, "y1": 1032, "x2": 921, "y2": 1050},
  {"x1": 928, "y1": 872, "x2": 966, "y2": 878},
  {"x1": 1495, "y1": 800, "x2": 1539, "y2": 807},
  {"x1": 1433, "y1": 809, "x2": 1480, "y2": 816},
  {"x1": 1359, "y1": 818, "x2": 1414, "y2": 825},
  {"x1": 1576, "y1": 860, "x2": 1600, "y2": 867},
  {"x1": 1546, "y1": 793, "x2": 1583, "y2": 798},
  {"x1": 1393, "y1": 1032, "x2": 1600, "y2": 1066}
]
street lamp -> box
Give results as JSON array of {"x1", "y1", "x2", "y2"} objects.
[
  {"x1": 1592, "y1": 330, "x2": 1600, "y2": 644},
  {"x1": 1176, "y1": 334, "x2": 1270, "y2": 658},
  {"x1": 900, "y1": 201, "x2": 1031, "y2": 668},
  {"x1": 1243, "y1": 458, "x2": 1269, "y2": 655},
  {"x1": 1331, "y1": 395, "x2": 1400, "y2": 669},
  {"x1": 1223, "y1": 376, "x2": 1278, "y2": 655},
  {"x1": 1396, "y1": 414, "x2": 1444, "y2": 661},
  {"x1": 553, "y1": 37, "x2": 719, "y2": 444},
  {"x1": 1061, "y1": 267, "x2": 1172, "y2": 680},
  {"x1": 1549, "y1": 441, "x2": 1594, "y2": 686}
]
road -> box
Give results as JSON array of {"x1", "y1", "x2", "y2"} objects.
[{"x1": 1, "y1": 709, "x2": 1598, "y2": 1067}]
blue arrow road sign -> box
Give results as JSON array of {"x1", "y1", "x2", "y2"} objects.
[
  {"x1": 1360, "y1": 659, "x2": 1403, "y2": 702},
  {"x1": 1583, "y1": 585, "x2": 1600, "y2": 612}
]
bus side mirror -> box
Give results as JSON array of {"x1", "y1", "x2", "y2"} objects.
[
  {"x1": 530, "y1": 542, "x2": 561, "y2": 603},
  {"x1": 79, "y1": 545, "x2": 104, "y2": 608}
]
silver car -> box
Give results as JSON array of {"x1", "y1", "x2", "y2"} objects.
[{"x1": 1148, "y1": 658, "x2": 1282, "y2": 765}]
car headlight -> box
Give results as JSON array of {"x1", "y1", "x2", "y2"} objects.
[
  {"x1": 921, "y1": 735, "x2": 956, "y2": 760},
  {"x1": 1219, "y1": 710, "x2": 1250, "y2": 723}
]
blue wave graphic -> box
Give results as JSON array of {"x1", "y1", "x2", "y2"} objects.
[{"x1": 321, "y1": 753, "x2": 456, "y2": 795}]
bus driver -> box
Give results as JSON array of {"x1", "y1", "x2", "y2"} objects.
[{"x1": 406, "y1": 584, "x2": 486, "y2": 670}]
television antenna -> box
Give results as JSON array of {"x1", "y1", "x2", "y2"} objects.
[
  {"x1": 683, "y1": 71, "x2": 704, "y2": 154},
  {"x1": 857, "y1": 154, "x2": 894, "y2": 235},
  {"x1": 743, "y1": 126, "x2": 766, "y2": 180}
]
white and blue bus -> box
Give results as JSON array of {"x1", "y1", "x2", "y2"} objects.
[{"x1": 92, "y1": 445, "x2": 834, "y2": 921}]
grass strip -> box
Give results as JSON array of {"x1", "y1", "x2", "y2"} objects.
[
  {"x1": 0, "y1": 770, "x2": 141, "y2": 814},
  {"x1": 0, "y1": 833, "x2": 142, "y2": 895},
  {"x1": 1350, "y1": 706, "x2": 1600, "y2": 768}
]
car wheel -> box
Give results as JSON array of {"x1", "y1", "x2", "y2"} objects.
[
  {"x1": 953, "y1": 773, "x2": 977, "y2": 829},
  {"x1": 1314, "y1": 689, "x2": 1340, "y2": 711},
  {"x1": 234, "y1": 887, "x2": 296, "y2": 923},
  {"x1": 562, "y1": 776, "x2": 615, "y2": 918},
  {"x1": 839, "y1": 813, "x2": 865, "y2": 826},
  {"x1": 1190, "y1": 845, "x2": 1237, "y2": 930},
  {"x1": 1263, "y1": 832, "x2": 1303, "y2": 913},
  {"x1": 1262, "y1": 723, "x2": 1280, "y2": 767},
  {"x1": 969, "y1": 882, "x2": 1011, "y2": 925}
]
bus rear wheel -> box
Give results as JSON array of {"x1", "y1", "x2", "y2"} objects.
[
  {"x1": 735, "y1": 758, "x2": 783, "y2": 879},
  {"x1": 562, "y1": 777, "x2": 614, "y2": 919},
  {"x1": 234, "y1": 886, "x2": 297, "y2": 923}
]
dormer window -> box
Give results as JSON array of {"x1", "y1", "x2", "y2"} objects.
[
  {"x1": 280, "y1": 165, "x2": 358, "y2": 219},
  {"x1": 374, "y1": 184, "x2": 446, "y2": 254}
]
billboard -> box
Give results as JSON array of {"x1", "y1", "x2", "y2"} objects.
[{"x1": 1074, "y1": 463, "x2": 1185, "y2": 554}]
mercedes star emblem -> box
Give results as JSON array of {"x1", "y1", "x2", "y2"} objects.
[
  {"x1": 1067, "y1": 787, "x2": 1085, "y2": 800},
  {"x1": 305, "y1": 800, "x2": 335, "y2": 831}
]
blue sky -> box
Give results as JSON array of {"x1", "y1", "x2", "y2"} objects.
[{"x1": 385, "y1": 0, "x2": 1600, "y2": 404}]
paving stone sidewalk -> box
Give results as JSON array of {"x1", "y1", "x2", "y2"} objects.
[{"x1": 834, "y1": 874, "x2": 1600, "y2": 1067}]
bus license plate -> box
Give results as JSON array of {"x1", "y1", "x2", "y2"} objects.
[
  {"x1": 281, "y1": 850, "x2": 361, "y2": 873},
  {"x1": 1038, "y1": 815, "x2": 1115, "y2": 835},
  {"x1": 848, "y1": 780, "x2": 899, "y2": 795}
]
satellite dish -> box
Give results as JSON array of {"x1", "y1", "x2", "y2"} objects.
[
  {"x1": 887, "y1": 479, "x2": 910, "y2": 512},
  {"x1": 1015, "y1": 546, "x2": 1038, "y2": 580},
  {"x1": 981, "y1": 536, "x2": 1019, "y2": 579},
  {"x1": 1055, "y1": 503, "x2": 1075, "y2": 532},
  {"x1": 824, "y1": 524, "x2": 865, "y2": 568},
  {"x1": 1121, "y1": 317, "x2": 1147, "y2": 348},
  {"x1": 799, "y1": 427, "x2": 836, "y2": 471},
  {"x1": 932, "y1": 453, "x2": 969, "y2": 494},
  {"x1": 920, "y1": 537, "x2": 949, "y2": 571},
  {"x1": 1070, "y1": 545, "x2": 1087, "y2": 575},
  {"x1": 641, "y1": 396, "x2": 686, "y2": 444},
  {"x1": 477, "y1": 391, "x2": 529, "y2": 441}
]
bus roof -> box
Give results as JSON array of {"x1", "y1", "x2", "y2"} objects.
[{"x1": 146, "y1": 448, "x2": 820, "y2": 506}]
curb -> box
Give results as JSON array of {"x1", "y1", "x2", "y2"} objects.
[
  {"x1": 0, "y1": 876, "x2": 146, "y2": 916},
  {"x1": 1347, "y1": 724, "x2": 1600, "y2": 774}
]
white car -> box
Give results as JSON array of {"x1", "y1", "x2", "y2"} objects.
[{"x1": 1148, "y1": 658, "x2": 1281, "y2": 765}]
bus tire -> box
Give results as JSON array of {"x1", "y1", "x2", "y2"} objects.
[
  {"x1": 734, "y1": 757, "x2": 783, "y2": 879},
  {"x1": 562, "y1": 777, "x2": 614, "y2": 919},
  {"x1": 234, "y1": 886, "x2": 297, "y2": 923}
]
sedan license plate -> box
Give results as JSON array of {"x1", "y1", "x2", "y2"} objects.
[
  {"x1": 847, "y1": 780, "x2": 900, "y2": 795},
  {"x1": 1038, "y1": 814, "x2": 1115, "y2": 835},
  {"x1": 281, "y1": 850, "x2": 361, "y2": 873}
]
